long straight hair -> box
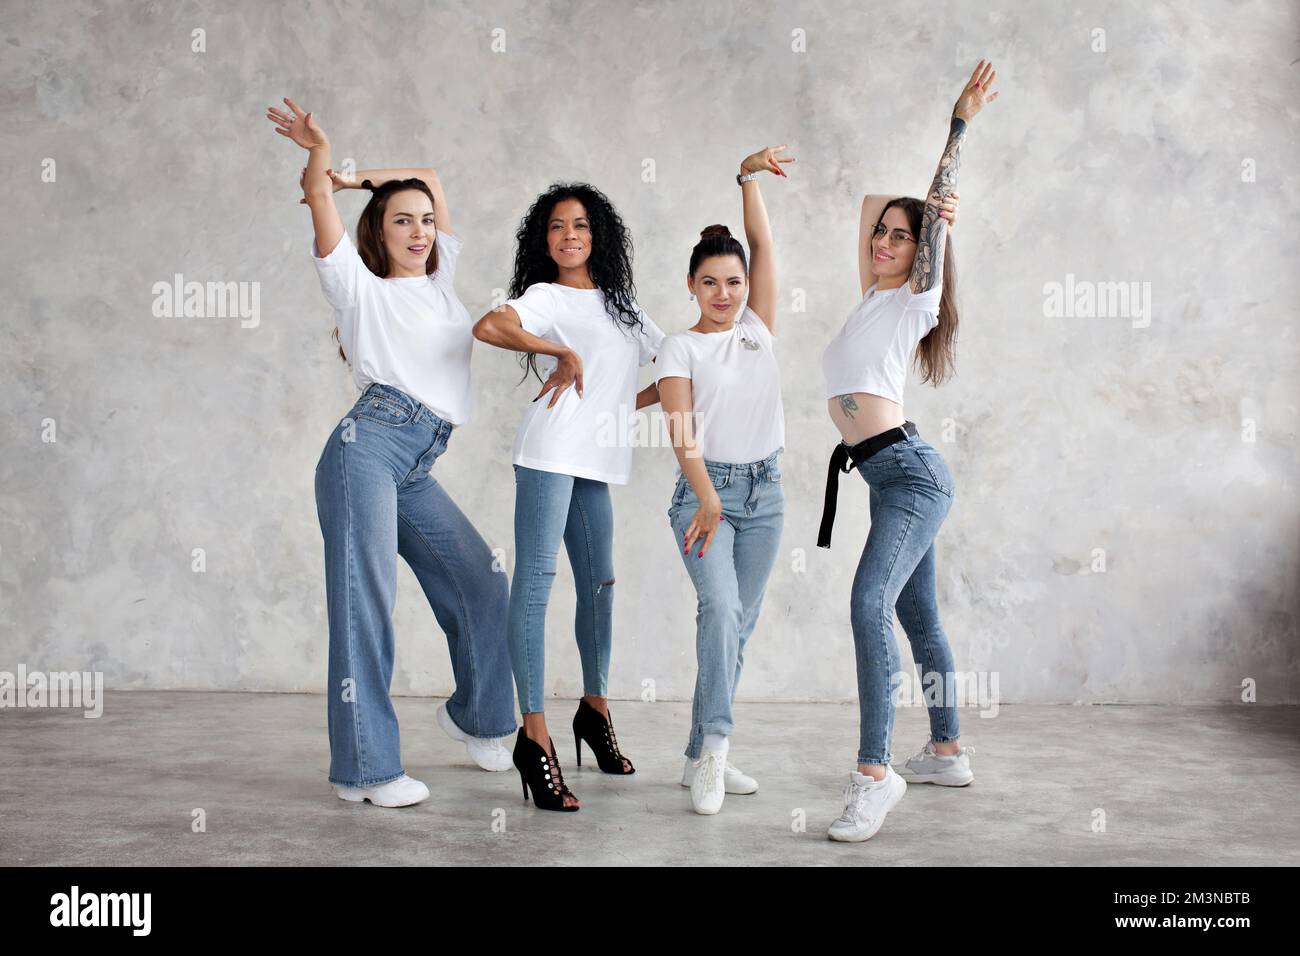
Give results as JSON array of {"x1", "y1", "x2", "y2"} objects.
[{"x1": 879, "y1": 197, "x2": 958, "y2": 386}]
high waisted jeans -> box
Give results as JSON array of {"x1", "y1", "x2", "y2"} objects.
[
  {"x1": 667, "y1": 451, "x2": 784, "y2": 759},
  {"x1": 509, "y1": 465, "x2": 616, "y2": 714},
  {"x1": 851, "y1": 433, "x2": 960, "y2": 765},
  {"x1": 314, "y1": 383, "x2": 516, "y2": 787}
]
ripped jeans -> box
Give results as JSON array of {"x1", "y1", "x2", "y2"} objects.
[{"x1": 508, "y1": 465, "x2": 616, "y2": 714}]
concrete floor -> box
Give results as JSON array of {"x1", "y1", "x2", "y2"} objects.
[{"x1": 1, "y1": 692, "x2": 1297, "y2": 866}]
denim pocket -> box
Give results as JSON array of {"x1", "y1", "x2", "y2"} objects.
[
  {"x1": 913, "y1": 445, "x2": 954, "y2": 497},
  {"x1": 355, "y1": 396, "x2": 414, "y2": 427},
  {"x1": 670, "y1": 476, "x2": 688, "y2": 509}
]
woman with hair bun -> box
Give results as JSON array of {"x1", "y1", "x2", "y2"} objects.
[
  {"x1": 656, "y1": 146, "x2": 792, "y2": 815},
  {"x1": 474, "y1": 183, "x2": 665, "y2": 812}
]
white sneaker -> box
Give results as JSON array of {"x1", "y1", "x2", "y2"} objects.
[
  {"x1": 690, "y1": 749, "x2": 727, "y2": 815},
  {"x1": 436, "y1": 701, "x2": 513, "y2": 771},
  {"x1": 680, "y1": 757, "x2": 758, "y2": 794},
  {"x1": 896, "y1": 739, "x2": 975, "y2": 786},
  {"x1": 335, "y1": 773, "x2": 430, "y2": 808},
  {"x1": 826, "y1": 766, "x2": 907, "y2": 842}
]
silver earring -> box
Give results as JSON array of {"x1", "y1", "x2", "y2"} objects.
[{"x1": 689, "y1": 293, "x2": 695, "y2": 301}]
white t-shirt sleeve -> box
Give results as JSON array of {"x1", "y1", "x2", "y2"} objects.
[
  {"x1": 311, "y1": 230, "x2": 375, "y2": 312},
  {"x1": 433, "y1": 229, "x2": 463, "y2": 283},
  {"x1": 506, "y1": 283, "x2": 556, "y2": 339},
  {"x1": 897, "y1": 282, "x2": 943, "y2": 325},
  {"x1": 653, "y1": 334, "x2": 693, "y2": 383},
  {"x1": 740, "y1": 305, "x2": 775, "y2": 343},
  {"x1": 637, "y1": 310, "x2": 666, "y2": 367}
]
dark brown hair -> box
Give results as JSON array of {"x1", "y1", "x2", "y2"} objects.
[
  {"x1": 332, "y1": 177, "x2": 439, "y2": 363},
  {"x1": 689, "y1": 224, "x2": 747, "y2": 277},
  {"x1": 878, "y1": 197, "x2": 958, "y2": 386}
]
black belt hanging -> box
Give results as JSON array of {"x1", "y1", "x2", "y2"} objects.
[{"x1": 816, "y1": 421, "x2": 919, "y2": 548}]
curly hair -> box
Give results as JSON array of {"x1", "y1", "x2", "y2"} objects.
[{"x1": 509, "y1": 182, "x2": 643, "y2": 382}]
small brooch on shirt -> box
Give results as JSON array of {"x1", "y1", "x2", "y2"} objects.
[{"x1": 740, "y1": 336, "x2": 760, "y2": 351}]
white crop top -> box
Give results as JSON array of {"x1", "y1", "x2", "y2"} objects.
[{"x1": 822, "y1": 281, "x2": 942, "y2": 404}]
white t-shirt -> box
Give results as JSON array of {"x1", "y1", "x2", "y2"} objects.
[
  {"x1": 311, "y1": 228, "x2": 474, "y2": 425},
  {"x1": 507, "y1": 282, "x2": 665, "y2": 485},
  {"x1": 822, "y1": 281, "x2": 942, "y2": 404},
  {"x1": 654, "y1": 306, "x2": 785, "y2": 466}
]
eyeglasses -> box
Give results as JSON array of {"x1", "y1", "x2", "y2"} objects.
[{"x1": 870, "y1": 223, "x2": 915, "y2": 244}]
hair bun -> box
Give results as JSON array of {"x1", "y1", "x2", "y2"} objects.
[{"x1": 700, "y1": 224, "x2": 732, "y2": 240}]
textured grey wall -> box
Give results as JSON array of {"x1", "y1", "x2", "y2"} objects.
[{"x1": 2, "y1": 0, "x2": 1296, "y2": 706}]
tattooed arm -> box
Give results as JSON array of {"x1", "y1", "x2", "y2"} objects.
[{"x1": 910, "y1": 59, "x2": 998, "y2": 296}]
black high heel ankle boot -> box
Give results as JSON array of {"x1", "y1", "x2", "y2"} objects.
[
  {"x1": 512, "y1": 730, "x2": 579, "y2": 812},
  {"x1": 572, "y1": 698, "x2": 636, "y2": 775}
]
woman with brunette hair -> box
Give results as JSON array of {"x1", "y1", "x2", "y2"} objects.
[
  {"x1": 268, "y1": 97, "x2": 517, "y2": 808},
  {"x1": 474, "y1": 182, "x2": 665, "y2": 812},
  {"x1": 656, "y1": 146, "x2": 791, "y2": 815},
  {"x1": 817, "y1": 61, "x2": 998, "y2": 842}
]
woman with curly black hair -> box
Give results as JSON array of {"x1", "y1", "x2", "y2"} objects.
[{"x1": 474, "y1": 183, "x2": 664, "y2": 812}]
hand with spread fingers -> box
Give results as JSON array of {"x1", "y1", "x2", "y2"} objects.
[
  {"x1": 953, "y1": 59, "x2": 999, "y2": 123},
  {"x1": 740, "y1": 144, "x2": 795, "y2": 178},
  {"x1": 266, "y1": 97, "x2": 328, "y2": 150},
  {"x1": 534, "y1": 349, "x2": 584, "y2": 409}
]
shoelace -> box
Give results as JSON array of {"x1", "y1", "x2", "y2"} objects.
[
  {"x1": 697, "y1": 751, "x2": 725, "y2": 788},
  {"x1": 546, "y1": 752, "x2": 572, "y2": 797},
  {"x1": 837, "y1": 779, "x2": 874, "y2": 823},
  {"x1": 607, "y1": 725, "x2": 625, "y2": 758},
  {"x1": 598, "y1": 711, "x2": 631, "y2": 770}
]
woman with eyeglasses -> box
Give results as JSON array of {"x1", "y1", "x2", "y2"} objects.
[{"x1": 817, "y1": 60, "x2": 999, "y2": 842}]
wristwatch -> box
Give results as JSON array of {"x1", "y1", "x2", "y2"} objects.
[{"x1": 736, "y1": 171, "x2": 761, "y2": 185}]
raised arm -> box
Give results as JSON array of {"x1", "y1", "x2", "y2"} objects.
[
  {"x1": 910, "y1": 59, "x2": 997, "y2": 296},
  {"x1": 339, "y1": 167, "x2": 454, "y2": 236},
  {"x1": 737, "y1": 145, "x2": 792, "y2": 332},
  {"x1": 268, "y1": 97, "x2": 344, "y2": 257},
  {"x1": 858, "y1": 194, "x2": 894, "y2": 296},
  {"x1": 858, "y1": 192, "x2": 960, "y2": 296}
]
